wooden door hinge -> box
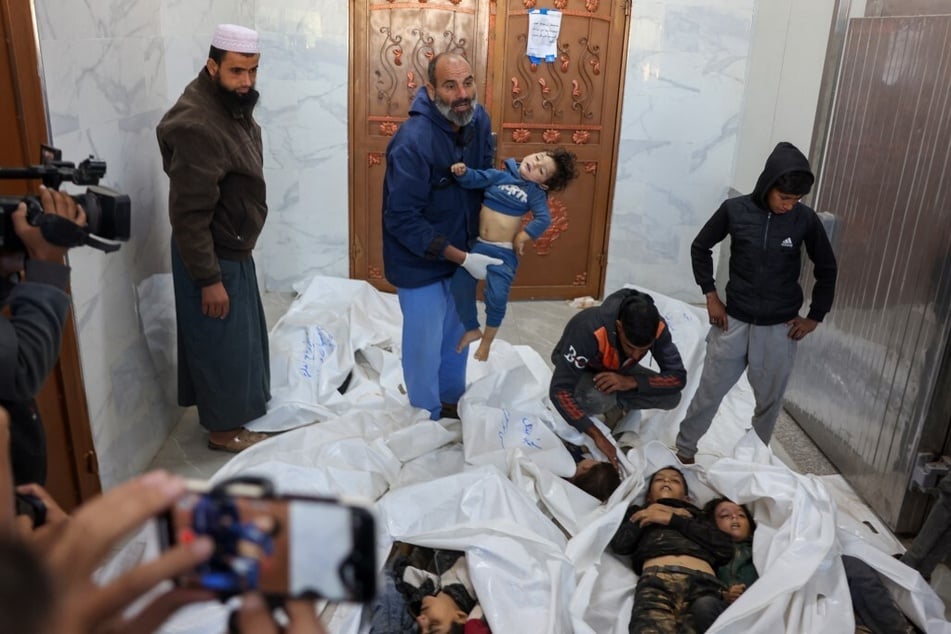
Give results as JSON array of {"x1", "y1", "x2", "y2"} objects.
[{"x1": 84, "y1": 449, "x2": 99, "y2": 475}]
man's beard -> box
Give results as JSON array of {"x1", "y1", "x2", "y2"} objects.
[
  {"x1": 434, "y1": 92, "x2": 477, "y2": 128},
  {"x1": 211, "y1": 72, "x2": 260, "y2": 113}
]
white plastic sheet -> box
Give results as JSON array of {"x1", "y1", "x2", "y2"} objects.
[
  {"x1": 136, "y1": 276, "x2": 949, "y2": 633},
  {"x1": 136, "y1": 273, "x2": 178, "y2": 404},
  {"x1": 243, "y1": 276, "x2": 408, "y2": 431}
]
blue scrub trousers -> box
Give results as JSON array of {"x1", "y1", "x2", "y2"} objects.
[{"x1": 397, "y1": 278, "x2": 468, "y2": 419}]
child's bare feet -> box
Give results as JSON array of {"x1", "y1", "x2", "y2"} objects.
[
  {"x1": 474, "y1": 326, "x2": 499, "y2": 362},
  {"x1": 474, "y1": 339, "x2": 493, "y2": 361},
  {"x1": 457, "y1": 328, "x2": 482, "y2": 353}
]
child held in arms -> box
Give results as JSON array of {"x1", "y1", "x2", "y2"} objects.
[{"x1": 450, "y1": 148, "x2": 577, "y2": 361}]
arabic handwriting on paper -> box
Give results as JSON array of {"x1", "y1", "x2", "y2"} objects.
[
  {"x1": 531, "y1": 21, "x2": 559, "y2": 43},
  {"x1": 526, "y1": 10, "x2": 562, "y2": 60}
]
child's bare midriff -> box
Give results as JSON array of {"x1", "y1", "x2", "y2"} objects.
[
  {"x1": 479, "y1": 206, "x2": 525, "y2": 244},
  {"x1": 642, "y1": 554, "x2": 715, "y2": 575}
]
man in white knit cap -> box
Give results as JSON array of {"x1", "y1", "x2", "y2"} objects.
[{"x1": 157, "y1": 25, "x2": 271, "y2": 453}]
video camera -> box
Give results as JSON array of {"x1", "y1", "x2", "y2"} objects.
[{"x1": 0, "y1": 145, "x2": 130, "y2": 253}]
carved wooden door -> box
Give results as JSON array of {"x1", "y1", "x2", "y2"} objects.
[{"x1": 350, "y1": 1, "x2": 631, "y2": 299}]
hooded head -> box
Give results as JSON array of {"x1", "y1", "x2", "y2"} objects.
[{"x1": 751, "y1": 142, "x2": 815, "y2": 211}]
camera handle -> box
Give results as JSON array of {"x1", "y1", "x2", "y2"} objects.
[{"x1": 23, "y1": 196, "x2": 120, "y2": 253}]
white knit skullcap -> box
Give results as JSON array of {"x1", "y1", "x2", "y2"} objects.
[{"x1": 211, "y1": 24, "x2": 260, "y2": 54}]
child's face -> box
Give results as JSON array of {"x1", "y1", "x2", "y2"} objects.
[
  {"x1": 647, "y1": 468, "x2": 687, "y2": 502},
  {"x1": 416, "y1": 592, "x2": 467, "y2": 634},
  {"x1": 714, "y1": 501, "x2": 751, "y2": 540},
  {"x1": 518, "y1": 151, "x2": 557, "y2": 187},
  {"x1": 767, "y1": 188, "x2": 801, "y2": 214}
]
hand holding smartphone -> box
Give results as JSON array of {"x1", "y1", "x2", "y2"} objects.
[{"x1": 158, "y1": 477, "x2": 377, "y2": 602}]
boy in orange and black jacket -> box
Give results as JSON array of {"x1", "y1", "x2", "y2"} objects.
[{"x1": 550, "y1": 288, "x2": 686, "y2": 468}]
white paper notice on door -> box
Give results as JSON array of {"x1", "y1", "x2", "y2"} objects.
[{"x1": 526, "y1": 9, "x2": 562, "y2": 63}]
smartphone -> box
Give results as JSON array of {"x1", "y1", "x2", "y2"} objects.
[{"x1": 158, "y1": 478, "x2": 377, "y2": 602}]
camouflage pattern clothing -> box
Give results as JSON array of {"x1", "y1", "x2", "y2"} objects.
[{"x1": 629, "y1": 565, "x2": 726, "y2": 634}]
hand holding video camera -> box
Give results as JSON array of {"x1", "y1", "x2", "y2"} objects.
[
  {"x1": 11, "y1": 186, "x2": 86, "y2": 265},
  {"x1": 0, "y1": 186, "x2": 84, "y2": 278},
  {"x1": 0, "y1": 145, "x2": 130, "y2": 257}
]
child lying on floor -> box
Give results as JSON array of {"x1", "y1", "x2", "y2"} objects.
[
  {"x1": 563, "y1": 441, "x2": 621, "y2": 502},
  {"x1": 704, "y1": 497, "x2": 922, "y2": 634},
  {"x1": 370, "y1": 542, "x2": 491, "y2": 634},
  {"x1": 610, "y1": 466, "x2": 734, "y2": 633}
]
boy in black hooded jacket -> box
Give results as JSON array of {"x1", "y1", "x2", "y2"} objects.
[{"x1": 676, "y1": 142, "x2": 837, "y2": 463}]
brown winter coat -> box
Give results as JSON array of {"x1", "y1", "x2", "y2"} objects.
[{"x1": 157, "y1": 68, "x2": 266, "y2": 286}]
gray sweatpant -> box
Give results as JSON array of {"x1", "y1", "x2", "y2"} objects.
[{"x1": 676, "y1": 318, "x2": 797, "y2": 458}]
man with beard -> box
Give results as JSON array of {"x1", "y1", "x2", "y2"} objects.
[
  {"x1": 382, "y1": 53, "x2": 497, "y2": 420},
  {"x1": 157, "y1": 24, "x2": 271, "y2": 453}
]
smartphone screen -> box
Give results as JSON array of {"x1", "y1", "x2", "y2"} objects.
[{"x1": 164, "y1": 489, "x2": 376, "y2": 602}]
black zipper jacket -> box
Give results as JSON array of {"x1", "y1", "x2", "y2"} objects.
[
  {"x1": 610, "y1": 498, "x2": 735, "y2": 575},
  {"x1": 690, "y1": 142, "x2": 838, "y2": 325}
]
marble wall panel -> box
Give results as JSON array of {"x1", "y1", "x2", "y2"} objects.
[{"x1": 606, "y1": 0, "x2": 754, "y2": 301}]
